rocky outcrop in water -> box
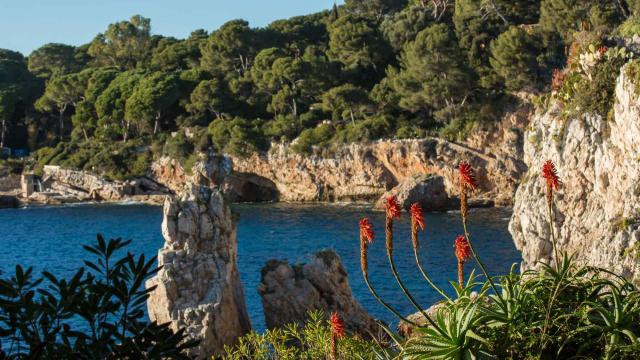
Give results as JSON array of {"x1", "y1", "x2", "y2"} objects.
[
  {"x1": 510, "y1": 65, "x2": 640, "y2": 281},
  {"x1": 146, "y1": 182, "x2": 251, "y2": 358},
  {"x1": 258, "y1": 250, "x2": 381, "y2": 338}
]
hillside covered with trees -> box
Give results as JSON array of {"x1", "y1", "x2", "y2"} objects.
[{"x1": 1, "y1": 0, "x2": 639, "y2": 179}]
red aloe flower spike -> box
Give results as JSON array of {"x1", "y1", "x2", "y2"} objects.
[
  {"x1": 359, "y1": 217, "x2": 374, "y2": 276},
  {"x1": 410, "y1": 203, "x2": 425, "y2": 231},
  {"x1": 458, "y1": 162, "x2": 478, "y2": 191},
  {"x1": 385, "y1": 196, "x2": 401, "y2": 220},
  {"x1": 455, "y1": 235, "x2": 472, "y2": 262},
  {"x1": 542, "y1": 160, "x2": 561, "y2": 192},
  {"x1": 330, "y1": 311, "x2": 345, "y2": 360},
  {"x1": 359, "y1": 217, "x2": 375, "y2": 243},
  {"x1": 330, "y1": 312, "x2": 346, "y2": 339},
  {"x1": 455, "y1": 235, "x2": 472, "y2": 287}
]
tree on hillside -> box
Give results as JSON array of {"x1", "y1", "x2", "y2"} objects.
[
  {"x1": 88, "y1": 15, "x2": 153, "y2": 70},
  {"x1": 391, "y1": 23, "x2": 472, "y2": 122},
  {"x1": 69, "y1": 68, "x2": 120, "y2": 141},
  {"x1": 35, "y1": 71, "x2": 90, "y2": 139},
  {"x1": 0, "y1": 86, "x2": 19, "y2": 148},
  {"x1": 490, "y1": 26, "x2": 543, "y2": 91},
  {"x1": 266, "y1": 13, "x2": 328, "y2": 55},
  {"x1": 186, "y1": 78, "x2": 231, "y2": 119},
  {"x1": 0, "y1": 50, "x2": 39, "y2": 148},
  {"x1": 150, "y1": 30, "x2": 207, "y2": 71},
  {"x1": 344, "y1": 0, "x2": 408, "y2": 20},
  {"x1": 319, "y1": 84, "x2": 372, "y2": 124},
  {"x1": 381, "y1": 5, "x2": 434, "y2": 52},
  {"x1": 454, "y1": 0, "x2": 540, "y2": 85},
  {"x1": 95, "y1": 71, "x2": 143, "y2": 141},
  {"x1": 540, "y1": 0, "x2": 626, "y2": 43},
  {"x1": 28, "y1": 43, "x2": 80, "y2": 79},
  {"x1": 327, "y1": 14, "x2": 391, "y2": 81},
  {"x1": 200, "y1": 20, "x2": 259, "y2": 78},
  {"x1": 125, "y1": 72, "x2": 181, "y2": 136}
]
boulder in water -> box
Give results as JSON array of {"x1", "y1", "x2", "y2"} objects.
[{"x1": 258, "y1": 250, "x2": 381, "y2": 339}]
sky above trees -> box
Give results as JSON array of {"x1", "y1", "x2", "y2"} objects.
[{"x1": 0, "y1": 0, "x2": 345, "y2": 55}]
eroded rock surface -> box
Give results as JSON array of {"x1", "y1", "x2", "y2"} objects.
[
  {"x1": 258, "y1": 250, "x2": 381, "y2": 338},
  {"x1": 373, "y1": 174, "x2": 452, "y2": 211},
  {"x1": 510, "y1": 64, "x2": 640, "y2": 280},
  {"x1": 231, "y1": 113, "x2": 529, "y2": 206},
  {"x1": 146, "y1": 183, "x2": 250, "y2": 358}
]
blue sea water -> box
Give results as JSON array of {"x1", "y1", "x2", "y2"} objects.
[{"x1": 0, "y1": 203, "x2": 521, "y2": 332}]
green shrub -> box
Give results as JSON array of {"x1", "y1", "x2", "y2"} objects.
[
  {"x1": 618, "y1": 16, "x2": 640, "y2": 37},
  {"x1": 0, "y1": 235, "x2": 196, "y2": 358},
  {"x1": 209, "y1": 117, "x2": 268, "y2": 157},
  {"x1": 223, "y1": 310, "x2": 381, "y2": 360},
  {"x1": 291, "y1": 124, "x2": 335, "y2": 154}
]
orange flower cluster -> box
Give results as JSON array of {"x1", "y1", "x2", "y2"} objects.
[
  {"x1": 542, "y1": 160, "x2": 560, "y2": 191},
  {"x1": 455, "y1": 235, "x2": 472, "y2": 262},
  {"x1": 458, "y1": 162, "x2": 478, "y2": 191},
  {"x1": 359, "y1": 218, "x2": 375, "y2": 243},
  {"x1": 330, "y1": 312, "x2": 345, "y2": 339},
  {"x1": 410, "y1": 203, "x2": 425, "y2": 231},
  {"x1": 385, "y1": 196, "x2": 401, "y2": 220},
  {"x1": 359, "y1": 217, "x2": 374, "y2": 275}
]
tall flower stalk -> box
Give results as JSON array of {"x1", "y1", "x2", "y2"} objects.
[
  {"x1": 542, "y1": 160, "x2": 561, "y2": 267},
  {"x1": 329, "y1": 311, "x2": 345, "y2": 360},
  {"x1": 458, "y1": 162, "x2": 504, "y2": 305},
  {"x1": 410, "y1": 203, "x2": 451, "y2": 302},
  {"x1": 384, "y1": 197, "x2": 439, "y2": 329},
  {"x1": 359, "y1": 217, "x2": 417, "y2": 326}
]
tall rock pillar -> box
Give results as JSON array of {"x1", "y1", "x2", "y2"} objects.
[{"x1": 146, "y1": 159, "x2": 250, "y2": 358}]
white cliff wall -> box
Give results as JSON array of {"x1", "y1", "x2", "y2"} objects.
[{"x1": 510, "y1": 64, "x2": 640, "y2": 280}]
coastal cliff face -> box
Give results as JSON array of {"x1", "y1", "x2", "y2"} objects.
[
  {"x1": 230, "y1": 120, "x2": 529, "y2": 207},
  {"x1": 510, "y1": 65, "x2": 640, "y2": 280},
  {"x1": 146, "y1": 183, "x2": 251, "y2": 359}
]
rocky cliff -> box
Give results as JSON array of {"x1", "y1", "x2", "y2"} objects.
[
  {"x1": 146, "y1": 182, "x2": 251, "y2": 359},
  {"x1": 230, "y1": 111, "x2": 530, "y2": 207},
  {"x1": 510, "y1": 65, "x2": 640, "y2": 281}
]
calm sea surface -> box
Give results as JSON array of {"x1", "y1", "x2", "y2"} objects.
[{"x1": 0, "y1": 203, "x2": 520, "y2": 331}]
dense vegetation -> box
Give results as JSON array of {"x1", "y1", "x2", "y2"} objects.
[
  {"x1": 3, "y1": 1, "x2": 639, "y2": 179},
  {"x1": 0, "y1": 235, "x2": 196, "y2": 358}
]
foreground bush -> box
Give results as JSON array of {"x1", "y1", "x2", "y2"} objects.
[
  {"x1": 223, "y1": 310, "x2": 386, "y2": 360},
  {"x1": 0, "y1": 235, "x2": 196, "y2": 359}
]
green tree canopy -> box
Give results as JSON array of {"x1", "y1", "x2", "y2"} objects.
[
  {"x1": 490, "y1": 26, "x2": 543, "y2": 91},
  {"x1": 200, "y1": 20, "x2": 259, "y2": 78},
  {"x1": 319, "y1": 84, "x2": 372, "y2": 124},
  {"x1": 185, "y1": 78, "x2": 231, "y2": 119},
  {"x1": 345, "y1": 0, "x2": 408, "y2": 19},
  {"x1": 125, "y1": 72, "x2": 181, "y2": 136},
  {"x1": 28, "y1": 43, "x2": 79, "y2": 79},
  {"x1": 381, "y1": 5, "x2": 434, "y2": 52},
  {"x1": 540, "y1": 0, "x2": 626, "y2": 43},
  {"x1": 327, "y1": 14, "x2": 391, "y2": 79},
  {"x1": 391, "y1": 23, "x2": 472, "y2": 121},
  {"x1": 150, "y1": 30, "x2": 207, "y2": 71},
  {"x1": 88, "y1": 15, "x2": 153, "y2": 69}
]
